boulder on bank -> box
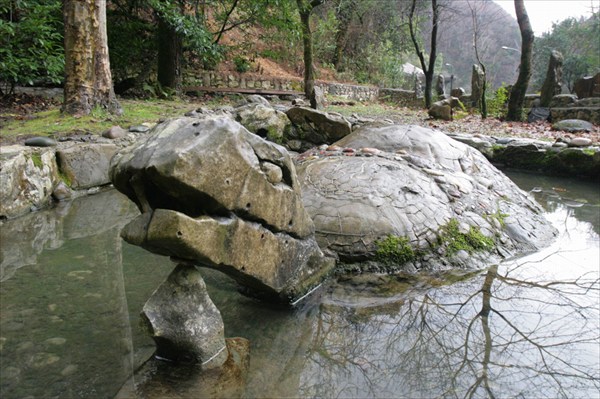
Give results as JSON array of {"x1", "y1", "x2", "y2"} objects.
[
  {"x1": 285, "y1": 107, "x2": 352, "y2": 150},
  {"x1": 296, "y1": 124, "x2": 557, "y2": 269},
  {"x1": 552, "y1": 119, "x2": 594, "y2": 133},
  {"x1": 234, "y1": 103, "x2": 291, "y2": 144},
  {"x1": 0, "y1": 145, "x2": 59, "y2": 218}
]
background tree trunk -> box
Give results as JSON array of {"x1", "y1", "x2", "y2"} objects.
[
  {"x1": 62, "y1": 0, "x2": 121, "y2": 116},
  {"x1": 332, "y1": 0, "x2": 356, "y2": 71},
  {"x1": 506, "y1": 0, "x2": 533, "y2": 121},
  {"x1": 157, "y1": 17, "x2": 183, "y2": 91},
  {"x1": 408, "y1": 0, "x2": 438, "y2": 109},
  {"x1": 297, "y1": 0, "x2": 324, "y2": 109}
]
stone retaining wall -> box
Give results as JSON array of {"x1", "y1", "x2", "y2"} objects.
[
  {"x1": 184, "y1": 71, "x2": 379, "y2": 102},
  {"x1": 379, "y1": 88, "x2": 424, "y2": 107}
]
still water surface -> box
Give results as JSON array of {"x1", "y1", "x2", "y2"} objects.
[{"x1": 0, "y1": 172, "x2": 598, "y2": 398}]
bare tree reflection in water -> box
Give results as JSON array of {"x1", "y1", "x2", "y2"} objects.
[{"x1": 297, "y1": 252, "x2": 599, "y2": 398}]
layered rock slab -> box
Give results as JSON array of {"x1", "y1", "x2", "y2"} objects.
[
  {"x1": 110, "y1": 116, "x2": 333, "y2": 301},
  {"x1": 296, "y1": 124, "x2": 557, "y2": 268}
]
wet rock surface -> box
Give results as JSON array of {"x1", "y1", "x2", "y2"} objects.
[
  {"x1": 110, "y1": 116, "x2": 334, "y2": 301},
  {"x1": 141, "y1": 263, "x2": 228, "y2": 367},
  {"x1": 296, "y1": 125, "x2": 557, "y2": 269}
]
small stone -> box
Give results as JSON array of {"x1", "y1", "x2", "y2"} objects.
[
  {"x1": 45, "y1": 337, "x2": 66, "y2": 346},
  {"x1": 360, "y1": 147, "x2": 380, "y2": 155},
  {"x1": 342, "y1": 148, "x2": 355, "y2": 153},
  {"x1": 552, "y1": 142, "x2": 568, "y2": 148},
  {"x1": 326, "y1": 145, "x2": 342, "y2": 152},
  {"x1": 568, "y1": 137, "x2": 592, "y2": 147},
  {"x1": 31, "y1": 352, "x2": 60, "y2": 368},
  {"x1": 129, "y1": 125, "x2": 150, "y2": 133},
  {"x1": 102, "y1": 126, "x2": 127, "y2": 139},
  {"x1": 261, "y1": 162, "x2": 283, "y2": 185},
  {"x1": 52, "y1": 182, "x2": 72, "y2": 201},
  {"x1": 61, "y1": 365, "x2": 78, "y2": 376},
  {"x1": 24, "y1": 137, "x2": 57, "y2": 147},
  {"x1": 292, "y1": 98, "x2": 305, "y2": 106}
]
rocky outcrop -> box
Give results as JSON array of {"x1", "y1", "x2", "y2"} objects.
[
  {"x1": 539, "y1": 50, "x2": 563, "y2": 107},
  {"x1": 296, "y1": 125, "x2": 557, "y2": 269},
  {"x1": 448, "y1": 132, "x2": 600, "y2": 181},
  {"x1": 110, "y1": 116, "x2": 334, "y2": 301},
  {"x1": 285, "y1": 107, "x2": 352, "y2": 150},
  {"x1": 0, "y1": 145, "x2": 59, "y2": 218}
]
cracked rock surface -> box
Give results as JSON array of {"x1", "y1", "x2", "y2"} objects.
[{"x1": 296, "y1": 124, "x2": 557, "y2": 269}]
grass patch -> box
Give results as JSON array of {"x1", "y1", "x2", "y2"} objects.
[
  {"x1": 0, "y1": 99, "x2": 213, "y2": 142},
  {"x1": 375, "y1": 235, "x2": 416, "y2": 265},
  {"x1": 30, "y1": 152, "x2": 43, "y2": 169},
  {"x1": 438, "y1": 218, "x2": 495, "y2": 255}
]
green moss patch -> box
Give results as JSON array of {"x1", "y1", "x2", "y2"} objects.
[
  {"x1": 29, "y1": 152, "x2": 43, "y2": 170},
  {"x1": 375, "y1": 235, "x2": 416, "y2": 265},
  {"x1": 438, "y1": 218, "x2": 494, "y2": 255}
]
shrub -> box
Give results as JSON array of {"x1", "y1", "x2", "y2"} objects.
[
  {"x1": 234, "y1": 56, "x2": 251, "y2": 73},
  {"x1": 487, "y1": 84, "x2": 509, "y2": 119},
  {"x1": 0, "y1": 0, "x2": 64, "y2": 95}
]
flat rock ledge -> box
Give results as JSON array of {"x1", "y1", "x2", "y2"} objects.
[
  {"x1": 447, "y1": 132, "x2": 600, "y2": 181},
  {"x1": 0, "y1": 132, "x2": 143, "y2": 219}
]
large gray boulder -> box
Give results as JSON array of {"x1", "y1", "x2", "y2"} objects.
[
  {"x1": 285, "y1": 107, "x2": 352, "y2": 149},
  {"x1": 57, "y1": 143, "x2": 118, "y2": 189},
  {"x1": 110, "y1": 116, "x2": 334, "y2": 301},
  {"x1": 296, "y1": 125, "x2": 557, "y2": 269}
]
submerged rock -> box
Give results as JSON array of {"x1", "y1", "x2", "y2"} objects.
[
  {"x1": 142, "y1": 263, "x2": 228, "y2": 368},
  {"x1": 296, "y1": 124, "x2": 557, "y2": 269}
]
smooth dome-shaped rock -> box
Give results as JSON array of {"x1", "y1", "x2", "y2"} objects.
[{"x1": 296, "y1": 124, "x2": 557, "y2": 269}]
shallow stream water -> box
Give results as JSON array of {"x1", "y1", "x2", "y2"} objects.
[{"x1": 1, "y1": 171, "x2": 598, "y2": 398}]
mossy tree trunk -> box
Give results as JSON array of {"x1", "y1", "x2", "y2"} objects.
[
  {"x1": 62, "y1": 0, "x2": 122, "y2": 116},
  {"x1": 506, "y1": 0, "x2": 534, "y2": 121}
]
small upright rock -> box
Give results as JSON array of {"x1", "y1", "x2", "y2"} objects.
[{"x1": 142, "y1": 263, "x2": 228, "y2": 368}]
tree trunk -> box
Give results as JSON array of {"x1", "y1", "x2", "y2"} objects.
[
  {"x1": 297, "y1": 0, "x2": 323, "y2": 109},
  {"x1": 62, "y1": 0, "x2": 121, "y2": 116},
  {"x1": 408, "y1": 0, "x2": 438, "y2": 109},
  {"x1": 157, "y1": 17, "x2": 183, "y2": 92},
  {"x1": 332, "y1": 0, "x2": 355, "y2": 71},
  {"x1": 506, "y1": 0, "x2": 534, "y2": 121}
]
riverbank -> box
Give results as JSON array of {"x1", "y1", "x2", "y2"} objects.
[{"x1": 1, "y1": 93, "x2": 599, "y2": 220}]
